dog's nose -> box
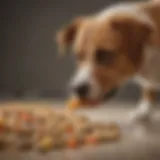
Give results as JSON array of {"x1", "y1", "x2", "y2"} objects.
[{"x1": 73, "y1": 83, "x2": 89, "y2": 98}]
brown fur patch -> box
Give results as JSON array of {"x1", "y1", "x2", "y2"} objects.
[
  {"x1": 110, "y1": 14, "x2": 153, "y2": 70},
  {"x1": 56, "y1": 17, "x2": 86, "y2": 55},
  {"x1": 142, "y1": 88, "x2": 157, "y2": 103}
]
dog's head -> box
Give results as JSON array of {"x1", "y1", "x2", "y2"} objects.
[{"x1": 56, "y1": 12, "x2": 154, "y2": 103}]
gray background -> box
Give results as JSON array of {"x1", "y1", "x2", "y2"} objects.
[{"x1": 0, "y1": 0, "x2": 148, "y2": 101}]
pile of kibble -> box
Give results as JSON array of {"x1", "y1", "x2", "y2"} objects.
[{"x1": 0, "y1": 107, "x2": 120, "y2": 152}]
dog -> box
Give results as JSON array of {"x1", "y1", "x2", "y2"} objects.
[{"x1": 56, "y1": 1, "x2": 160, "y2": 122}]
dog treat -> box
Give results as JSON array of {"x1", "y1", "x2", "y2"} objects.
[
  {"x1": 0, "y1": 119, "x2": 6, "y2": 132},
  {"x1": 37, "y1": 136, "x2": 54, "y2": 152},
  {"x1": 67, "y1": 96, "x2": 100, "y2": 110},
  {"x1": 85, "y1": 134, "x2": 99, "y2": 145},
  {"x1": 67, "y1": 136, "x2": 79, "y2": 148},
  {"x1": 0, "y1": 107, "x2": 121, "y2": 153},
  {"x1": 17, "y1": 140, "x2": 33, "y2": 151},
  {"x1": 67, "y1": 97, "x2": 83, "y2": 110},
  {"x1": 0, "y1": 139, "x2": 7, "y2": 150},
  {"x1": 67, "y1": 96, "x2": 93, "y2": 110}
]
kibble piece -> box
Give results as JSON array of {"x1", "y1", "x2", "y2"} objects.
[
  {"x1": 0, "y1": 119, "x2": 6, "y2": 132},
  {"x1": 104, "y1": 130, "x2": 120, "y2": 140},
  {"x1": 36, "y1": 115, "x2": 47, "y2": 125},
  {"x1": 17, "y1": 128, "x2": 34, "y2": 139},
  {"x1": 2, "y1": 110, "x2": 11, "y2": 119},
  {"x1": 20, "y1": 112, "x2": 34, "y2": 123},
  {"x1": 67, "y1": 97, "x2": 83, "y2": 110},
  {"x1": 78, "y1": 115, "x2": 90, "y2": 123},
  {"x1": 0, "y1": 139, "x2": 7, "y2": 150},
  {"x1": 65, "y1": 124, "x2": 75, "y2": 134},
  {"x1": 72, "y1": 132, "x2": 85, "y2": 145},
  {"x1": 85, "y1": 134, "x2": 98, "y2": 145},
  {"x1": 37, "y1": 136, "x2": 54, "y2": 152},
  {"x1": 17, "y1": 140, "x2": 33, "y2": 151},
  {"x1": 106, "y1": 123, "x2": 120, "y2": 132},
  {"x1": 66, "y1": 137, "x2": 79, "y2": 149},
  {"x1": 56, "y1": 113, "x2": 67, "y2": 122},
  {"x1": 94, "y1": 129, "x2": 119, "y2": 142},
  {"x1": 80, "y1": 124, "x2": 94, "y2": 135},
  {"x1": 0, "y1": 133, "x2": 15, "y2": 151},
  {"x1": 54, "y1": 138, "x2": 66, "y2": 149}
]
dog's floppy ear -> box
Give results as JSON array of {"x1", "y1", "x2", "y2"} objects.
[
  {"x1": 56, "y1": 17, "x2": 85, "y2": 55},
  {"x1": 110, "y1": 15, "x2": 155, "y2": 68}
]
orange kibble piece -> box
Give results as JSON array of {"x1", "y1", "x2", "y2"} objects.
[
  {"x1": 0, "y1": 119, "x2": 5, "y2": 132},
  {"x1": 66, "y1": 125, "x2": 74, "y2": 134},
  {"x1": 21, "y1": 114, "x2": 27, "y2": 120},
  {"x1": 67, "y1": 138, "x2": 78, "y2": 148},
  {"x1": 67, "y1": 98, "x2": 81, "y2": 110},
  {"x1": 38, "y1": 136, "x2": 53, "y2": 152},
  {"x1": 20, "y1": 112, "x2": 33, "y2": 122},
  {"x1": 14, "y1": 122, "x2": 21, "y2": 132},
  {"x1": 85, "y1": 135, "x2": 98, "y2": 145}
]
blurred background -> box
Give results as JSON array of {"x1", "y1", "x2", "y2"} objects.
[{"x1": 0, "y1": 0, "x2": 149, "y2": 102}]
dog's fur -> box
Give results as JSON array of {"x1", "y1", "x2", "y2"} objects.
[{"x1": 56, "y1": 1, "x2": 160, "y2": 122}]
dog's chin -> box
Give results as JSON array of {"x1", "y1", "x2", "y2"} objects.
[
  {"x1": 102, "y1": 88, "x2": 119, "y2": 101},
  {"x1": 86, "y1": 87, "x2": 119, "y2": 105},
  {"x1": 79, "y1": 97, "x2": 101, "y2": 106},
  {"x1": 72, "y1": 88, "x2": 118, "y2": 107}
]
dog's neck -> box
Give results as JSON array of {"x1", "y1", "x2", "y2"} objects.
[{"x1": 135, "y1": 45, "x2": 160, "y2": 88}]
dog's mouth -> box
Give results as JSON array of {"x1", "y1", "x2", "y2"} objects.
[
  {"x1": 102, "y1": 88, "x2": 119, "y2": 101},
  {"x1": 79, "y1": 87, "x2": 119, "y2": 107}
]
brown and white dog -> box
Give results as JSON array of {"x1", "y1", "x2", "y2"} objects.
[{"x1": 56, "y1": 1, "x2": 160, "y2": 122}]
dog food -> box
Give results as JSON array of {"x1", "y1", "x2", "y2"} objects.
[
  {"x1": 67, "y1": 97, "x2": 85, "y2": 110},
  {"x1": 67, "y1": 97, "x2": 100, "y2": 110},
  {"x1": 0, "y1": 107, "x2": 120, "y2": 153}
]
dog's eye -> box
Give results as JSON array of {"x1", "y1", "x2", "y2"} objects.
[{"x1": 95, "y1": 49, "x2": 115, "y2": 65}]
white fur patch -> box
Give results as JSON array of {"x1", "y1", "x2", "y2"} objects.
[
  {"x1": 71, "y1": 64, "x2": 101, "y2": 99},
  {"x1": 130, "y1": 99, "x2": 152, "y2": 122},
  {"x1": 71, "y1": 64, "x2": 92, "y2": 87},
  {"x1": 135, "y1": 46, "x2": 160, "y2": 89}
]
